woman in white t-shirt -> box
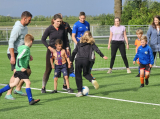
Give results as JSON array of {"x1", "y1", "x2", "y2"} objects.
[{"x1": 107, "y1": 17, "x2": 131, "y2": 74}]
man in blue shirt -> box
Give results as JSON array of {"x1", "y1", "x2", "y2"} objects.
[{"x1": 72, "y1": 12, "x2": 90, "y2": 44}]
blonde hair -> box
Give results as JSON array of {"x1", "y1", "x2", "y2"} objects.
[
  {"x1": 136, "y1": 29, "x2": 143, "y2": 34},
  {"x1": 80, "y1": 31, "x2": 95, "y2": 45},
  {"x1": 24, "y1": 34, "x2": 34, "y2": 43},
  {"x1": 140, "y1": 36, "x2": 147, "y2": 42}
]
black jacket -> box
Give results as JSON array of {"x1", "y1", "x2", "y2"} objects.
[{"x1": 71, "y1": 42, "x2": 104, "y2": 62}]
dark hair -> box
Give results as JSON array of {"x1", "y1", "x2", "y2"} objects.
[
  {"x1": 79, "y1": 12, "x2": 85, "y2": 16},
  {"x1": 114, "y1": 17, "x2": 120, "y2": 22},
  {"x1": 152, "y1": 15, "x2": 160, "y2": 29},
  {"x1": 51, "y1": 14, "x2": 62, "y2": 24},
  {"x1": 21, "y1": 11, "x2": 32, "y2": 18},
  {"x1": 55, "y1": 39, "x2": 63, "y2": 45}
]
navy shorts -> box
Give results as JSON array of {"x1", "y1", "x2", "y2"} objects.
[
  {"x1": 54, "y1": 64, "x2": 68, "y2": 77},
  {"x1": 7, "y1": 53, "x2": 30, "y2": 71},
  {"x1": 14, "y1": 71, "x2": 29, "y2": 80}
]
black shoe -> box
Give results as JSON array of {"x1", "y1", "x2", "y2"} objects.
[
  {"x1": 62, "y1": 85, "x2": 67, "y2": 91},
  {"x1": 0, "y1": 93, "x2": 2, "y2": 97},
  {"x1": 41, "y1": 87, "x2": 46, "y2": 93},
  {"x1": 140, "y1": 84, "x2": 144, "y2": 88},
  {"x1": 50, "y1": 90, "x2": 57, "y2": 93},
  {"x1": 135, "y1": 73, "x2": 140, "y2": 77},
  {"x1": 145, "y1": 79, "x2": 149, "y2": 85},
  {"x1": 67, "y1": 88, "x2": 74, "y2": 93},
  {"x1": 29, "y1": 99, "x2": 40, "y2": 105}
]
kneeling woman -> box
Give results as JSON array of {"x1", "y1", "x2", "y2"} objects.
[{"x1": 71, "y1": 31, "x2": 108, "y2": 97}]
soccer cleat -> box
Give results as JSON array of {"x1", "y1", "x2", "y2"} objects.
[
  {"x1": 127, "y1": 69, "x2": 131, "y2": 73},
  {"x1": 0, "y1": 93, "x2": 2, "y2": 97},
  {"x1": 50, "y1": 90, "x2": 57, "y2": 93},
  {"x1": 145, "y1": 79, "x2": 149, "y2": 85},
  {"x1": 5, "y1": 94, "x2": 15, "y2": 100},
  {"x1": 92, "y1": 80, "x2": 99, "y2": 90},
  {"x1": 14, "y1": 89, "x2": 27, "y2": 96},
  {"x1": 140, "y1": 84, "x2": 144, "y2": 88},
  {"x1": 69, "y1": 72, "x2": 75, "y2": 77},
  {"x1": 135, "y1": 73, "x2": 140, "y2": 77},
  {"x1": 41, "y1": 87, "x2": 46, "y2": 93},
  {"x1": 29, "y1": 99, "x2": 40, "y2": 105},
  {"x1": 62, "y1": 85, "x2": 67, "y2": 91},
  {"x1": 76, "y1": 92, "x2": 83, "y2": 97},
  {"x1": 107, "y1": 69, "x2": 112, "y2": 74},
  {"x1": 67, "y1": 88, "x2": 74, "y2": 93}
]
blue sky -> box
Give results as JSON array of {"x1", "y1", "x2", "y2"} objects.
[{"x1": 0, "y1": 0, "x2": 160, "y2": 17}]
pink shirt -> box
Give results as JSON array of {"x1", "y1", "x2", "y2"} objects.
[{"x1": 110, "y1": 25, "x2": 126, "y2": 41}]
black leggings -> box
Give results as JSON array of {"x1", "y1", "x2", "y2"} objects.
[
  {"x1": 75, "y1": 59, "x2": 93, "y2": 92},
  {"x1": 110, "y1": 41, "x2": 129, "y2": 69}
]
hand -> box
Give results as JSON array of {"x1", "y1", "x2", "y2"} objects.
[
  {"x1": 48, "y1": 46, "x2": 55, "y2": 53},
  {"x1": 68, "y1": 64, "x2": 71, "y2": 68},
  {"x1": 21, "y1": 68, "x2": 26, "y2": 72},
  {"x1": 30, "y1": 55, "x2": 33, "y2": 61},
  {"x1": 108, "y1": 44, "x2": 110, "y2": 50},
  {"x1": 149, "y1": 64, "x2": 152, "y2": 68},
  {"x1": 126, "y1": 44, "x2": 129, "y2": 50},
  {"x1": 66, "y1": 49, "x2": 70, "y2": 56},
  {"x1": 10, "y1": 56, "x2": 15, "y2": 64},
  {"x1": 103, "y1": 56, "x2": 108, "y2": 60},
  {"x1": 133, "y1": 61, "x2": 135, "y2": 64},
  {"x1": 51, "y1": 65, "x2": 54, "y2": 69},
  {"x1": 70, "y1": 62, "x2": 72, "y2": 64}
]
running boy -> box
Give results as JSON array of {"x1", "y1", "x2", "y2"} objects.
[
  {"x1": 50, "y1": 39, "x2": 73, "y2": 93},
  {"x1": 71, "y1": 31, "x2": 108, "y2": 97},
  {"x1": 135, "y1": 29, "x2": 143, "y2": 77},
  {"x1": 133, "y1": 36, "x2": 154, "y2": 87},
  {"x1": 0, "y1": 34, "x2": 40, "y2": 105}
]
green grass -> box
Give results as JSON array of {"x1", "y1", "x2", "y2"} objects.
[{"x1": 0, "y1": 44, "x2": 160, "y2": 119}]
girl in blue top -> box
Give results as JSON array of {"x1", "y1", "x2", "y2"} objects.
[
  {"x1": 133, "y1": 36, "x2": 154, "y2": 88},
  {"x1": 147, "y1": 15, "x2": 160, "y2": 59}
]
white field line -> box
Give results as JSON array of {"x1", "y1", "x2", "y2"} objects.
[{"x1": 0, "y1": 83, "x2": 160, "y2": 106}]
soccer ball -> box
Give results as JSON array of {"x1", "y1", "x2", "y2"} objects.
[{"x1": 82, "y1": 86, "x2": 89, "y2": 96}]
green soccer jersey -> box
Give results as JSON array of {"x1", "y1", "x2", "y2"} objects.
[{"x1": 15, "y1": 45, "x2": 30, "y2": 71}]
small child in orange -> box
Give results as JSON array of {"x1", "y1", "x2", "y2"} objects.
[
  {"x1": 50, "y1": 39, "x2": 73, "y2": 93},
  {"x1": 135, "y1": 29, "x2": 143, "y2": 77}
]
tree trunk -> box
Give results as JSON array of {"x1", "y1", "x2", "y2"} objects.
[{"x1": 114, "y1": 0, "x2": 122, "y2": 18}]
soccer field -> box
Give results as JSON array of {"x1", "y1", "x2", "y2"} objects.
[{"x1": 0, "y1": 44, "x2": 160, "y2": 119}]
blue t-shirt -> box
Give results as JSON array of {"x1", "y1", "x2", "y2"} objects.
[{"x1": 72, "y1": 21, "x2": 90, "y2": 42}]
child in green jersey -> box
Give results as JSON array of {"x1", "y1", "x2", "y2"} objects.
[{"x1": 0, "y1": 34, "x2": 40, "y2": 105}]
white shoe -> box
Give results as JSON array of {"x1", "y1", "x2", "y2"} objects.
[
  {"x1": 127, "y1": 69, "x2": 131, "y2": 73},
  {"x1": 107, "y1": 69, "x2": 112, "y2": 74},
  {"x1": 92, "y1": 80, "x2": 99, "y2": 90}
]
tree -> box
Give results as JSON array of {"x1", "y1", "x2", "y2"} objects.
[{"x1": 114, "y1": 0, "x2": 122, "y2": 18}]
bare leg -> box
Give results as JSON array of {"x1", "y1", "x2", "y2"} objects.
[
  {"x1": 64, "y1": 76, "x2": 70, "y2": 89},
  {"x1": 54, "y1": 77, "x2": 58, "y2": 90}
]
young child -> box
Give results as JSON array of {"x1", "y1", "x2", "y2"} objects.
[
  {"x1": 50, "y1": 39, "x2": 73, "y2": 93},
  {"x1": 0, "y1": 34, "x2": 40, "y2": 105},
  {"x1": 71, "y1": 31, "x2": 108, "y2": 97},
  {"x1": 133, "y1": 36, "x2": 154, "y2": 87},
  {"x1": 134, "y1": 29, "x2": 143, "y2": 77}
]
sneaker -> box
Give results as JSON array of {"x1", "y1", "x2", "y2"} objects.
[
  {"x1": 107, "y1": 69, "x2": 112, "y2": 74},
  {"x1": 69, "y1": 72, "x2": 75, "y2": 77},
  {"x1": 29, "y1": 99, "x2": 40, "y2": 105},
  {"x1": 14, "y1": 89, "x2": 27, "y2": 96},
  {"x1": 92, "y1": 80, "x2": 99, "y2": 90},
  {"x1": 135, "y1": 73, "x2": 140, "y2": 77},
  {"x1": 76, "y1": 92, "x2": 83, "y2": 97},
  {"x1": 127, "y1": 69, "x2": 131, "y2": 73},
  {"x1": 50, "y1": 90, "x2": 57, "y2": 93},
  {"x1": 0, "y1": 93, "x2": 2, "y2": 97},
  {"x1": 67, "y1": 88, "x2": 74, "y2": 93},
  {"x1": 91, "y1": 74, "x2": 96, "y2": 80},
  {"x1": 62, "y1": 85, "x2": 67, "y2": 91},
  {"x1": 5, "y1": 94, "x2": 15, "y2": 100},
  {"x1": 145, "y1": 79, "x2": 149, "y2": 85},
  {"x1": 41, "y1": 87, "x2": 46, "y2": 93},
  {"x1": 140, "y1": 84, "x2": 144, "y2": 88}
]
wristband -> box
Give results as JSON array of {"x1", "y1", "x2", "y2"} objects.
[{"x1": 66, "y1": 47, "x2": 69, "y2": 50}]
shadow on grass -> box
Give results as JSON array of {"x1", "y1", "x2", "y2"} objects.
[{"x1": 0, "y1": 106, "x2": 27, "y2": 112}]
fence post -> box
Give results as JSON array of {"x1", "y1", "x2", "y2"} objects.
[
  {"x1": 6, "y1": 28, "x2": 9, "y2": 41},
  {"x1": 92, "y1": 26, "x2": 93, "y2": 36},
  {"x1": 128, "y1": 25, "x2": 130, "y2": 40},
  {"x1": 41, "y1": 27, "x2": 44, "y2": 36}
]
